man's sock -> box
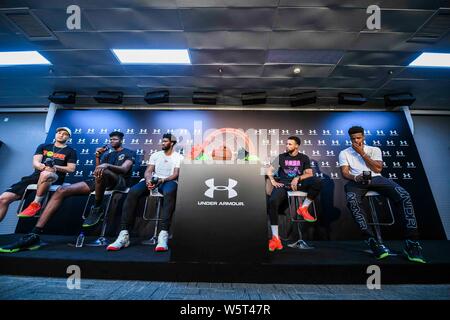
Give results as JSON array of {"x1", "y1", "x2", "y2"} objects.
[
  {"x1": 94, "y1": 198, "x2": 103, "y2": 208},
  {"x1": 33, "y1": 195, "x2": 45, "y2": 205},
  {"x1": 301, "y1": 198, "x2": 312, "y2": 208},
  {"x1": 31, "y1": 226, "x2": 43, "y2": 235},
  {"x1": 271, "y1": 225, "x2": 279, "y2": 238}
]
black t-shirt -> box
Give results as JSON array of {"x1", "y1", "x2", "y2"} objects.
[
  {"x1": 100, "y1": 148, "x2": 135, "y2": 182},
  {"x1": 271, "y1": 152, "x2": 311, "y2": 184},
  {"x1": 34, "y1": 143, "x2": 78, "y2": 180}
]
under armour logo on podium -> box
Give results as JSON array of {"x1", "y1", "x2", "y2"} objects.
[
  {"x1": 100, "y1": 128, "x2": 108, "y2": 134},
  {"x1": 296, "y1": 130, "x2": 303, "y2": 135},
  {"x1": 126, "y1": 129, "x2": 134, "y2": 134},
  {"x1": 87, "y1": 128, "x2": 95, "y2": 134},
  {"x1": 74, "y1": 128, "x2": 82, "y2": 134},
  {"x1": 336, "y1": 130, "x2": 344, "y2": 135},
  {"x1": 400, "y1": 140, "x2": 408, "y2": 146},
  {"x1": 139, "y1": 129, "x2": 147, "y2": 134},
  {"x1": 303, "y1": 140, "x2": 312, "y2": 145},
  {"x1": 322, "y1": 130, "x2": 331, "y2": 135},
  {"x1": 204, "y1": 178, "x2": 238, "y2": 199}
]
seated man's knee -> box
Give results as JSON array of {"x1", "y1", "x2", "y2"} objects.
[{"x1": 55, "y1": 185, "x2": 70, "y2": 198}]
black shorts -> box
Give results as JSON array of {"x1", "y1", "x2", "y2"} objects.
[
  {"x1": 84, "y1": 175, "x2": 128, "y2": 193},
  {"x1": 5, "y1": 172, "x2": 65, "y2": 197}
]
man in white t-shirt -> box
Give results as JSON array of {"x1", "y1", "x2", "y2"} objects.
[
  {"x1": 339, "y1": 126, "x2": 425, "y2": 263},
  {"x1": 107, "y1": 133, "x2": 183, "y2": 252}
]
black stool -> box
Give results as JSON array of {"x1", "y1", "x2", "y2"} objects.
[
  {"x1": 82, "y1": 188, "x2": 130, "y2": 246},
  {"x1": 17, "y1": 183, "x2": 71, "y2": 218},
  {"x1": 141, "y1": 188, "x2": 164, "y2": 245}
]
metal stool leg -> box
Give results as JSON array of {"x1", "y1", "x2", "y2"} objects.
[
  {"x1": 142, "y1": 196, "x2": 162, "y2": 245},
  {"x1": 368, "y1": 196, "x2": 383, "y2": 244},
  {"x1": 287, "y1": 194, "x2": 314, "y2": 250},
  {"x1": 86, "y1": 193, "x2": 114, "y2": 246}
]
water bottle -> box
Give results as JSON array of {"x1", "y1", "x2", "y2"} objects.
[{"x1": 75, "y1": 232, "x2": 85, "y2": 248}]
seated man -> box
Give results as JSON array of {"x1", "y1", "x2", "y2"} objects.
[
  {"x1": 0, "y1": 131, "x2": 134, "y2": 253},
  {"x1": 107, "y1": 133, "x2": 182, "y2": 252},
  {"x1": 339, "y1": 125, "x2": 425, "y2": 263},
  {"x1": 266, "y1": 136, "x2": 322, "y2": 252},
  {"x1": 0, "y1": 127, "x2": 76, "y2": 222}
]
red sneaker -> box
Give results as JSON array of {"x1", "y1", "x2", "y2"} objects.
[
  {"x1": 18, "y1": 202, "x2": 41, "y2": 218},
  {"x1": 268, "y1": 235, "x2": 283, "y2": 252},
  {"x1": 296, "y1": 206, "x2": 317, "y2": 222}
]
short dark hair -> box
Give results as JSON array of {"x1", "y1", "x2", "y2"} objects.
[
  {"x1": 162, "y1": 133, "x2": 177, "y2": 145},
  {"x1": 109, "y1": 131, "x2": 124, "y2": 139},
  {"x1": 287, "y1": 136, "x2": 301, "y2": 145},
  {"x1": 348, "y1": 126, "x2": 364, "y2": 136}
]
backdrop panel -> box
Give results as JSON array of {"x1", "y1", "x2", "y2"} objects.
[{"x1": 16, "y1": 109, "x2": 445, "y2": 240}]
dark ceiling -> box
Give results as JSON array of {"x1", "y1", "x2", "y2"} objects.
[{"x1": 0, "y1": 0, "x2": 449, "y2": 110}]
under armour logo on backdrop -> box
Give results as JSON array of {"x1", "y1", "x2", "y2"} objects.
[{"x1": 204, "y1": 178, "x2": 238, "y2": 199}]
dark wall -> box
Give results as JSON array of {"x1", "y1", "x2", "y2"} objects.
[
  {"x1": 15, "y1": 109, "x2": 446, "y2": 240},
  {"x1": 0, "y1": 113, "x2": 47, "y2": 234}
]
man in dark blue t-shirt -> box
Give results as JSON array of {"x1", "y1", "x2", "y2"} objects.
[
  {"x1": 266, "y1": 136, "x2": 322, "y2": 252},
  {"x1": 0, "y1": 131, "x2": 135, "y2": 253}
]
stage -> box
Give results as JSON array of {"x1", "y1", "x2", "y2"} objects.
[{"x1": 0, "y1": 234, "x2": 449, "y2": 284}]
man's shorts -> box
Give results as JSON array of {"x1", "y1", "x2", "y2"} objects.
[
  {"x1": 5, "y1": 172, "x2": 64, "y2": 197},
  {"x1": 84, "y1": 175, "x2": 128, "y2": 193}
]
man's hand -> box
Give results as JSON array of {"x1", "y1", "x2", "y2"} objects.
[
  {"x1": 290, "y1": 177, "x2": 300, "y2": 191},
  {"x1": 354, "y1": 174, "x2": 364, "y2": 183},
  {"x1": 270, "y1": 179, "x2": 284, "y2": 188},
  {"x1": 38, "y1": 163, "x2": 46, "y2": 171},
  {"x1": 93, "y1": 163, "x2": 109, "y2": 179},
  {"x1": 352, "y1": 142, "x2": 365, "y2": 156},
  {"x1": 44, "y1": 166, "x2": 56, "y2": 173},
  {"x1": 95, "y1": 147, "x2": 108, "y2": 158}
]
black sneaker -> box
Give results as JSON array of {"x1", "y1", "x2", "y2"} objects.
[
  {"x1": 366, "y1": 237, "x2": 391, "y2": 260},
  {"x1": 0, "y1": 233, "x2": 41, "y2": 253},
  {"x1": 403, "y1": 240, "x2": 426, "y2": 264},
  {"x1": 82, "y1": 206, "x2": 104, "y2": 228}
]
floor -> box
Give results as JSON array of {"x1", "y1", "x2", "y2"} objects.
[{"x1": 0, "y1": 275, "x2": 449, "y2": 300}]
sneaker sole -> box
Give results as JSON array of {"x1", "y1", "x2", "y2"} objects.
[
  {"x1": 377, "y1": 252, "x2": 390, "y2": 260},
  {"x1": 106, "y1": 242, "x2": 130, "y2": 251},
  {"x1": 82, "y1": 220, "x2": 102, "y2": 228},
  {"x1": 155, "y1": 247, "x2": 168, "y2": 252},
  {"x1": 0, "y1": 245, "x2": 40, "y2": 253},
  {"x1": 403, "y1": 250, "x2": 426, "y2": 264},
  {"x1": 17, "y1": 214, "x2": 38, "y2": 218}
]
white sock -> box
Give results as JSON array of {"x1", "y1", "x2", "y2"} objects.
[
  {"x1": 302, "y1": 198, "x2": 312, "y2": 208},
  {"x1": 271, "y1": 225, "x2": 279, "y2": 238},
  {"x1": 34, "y1": 195, "x2": 45, "y2": 204}
]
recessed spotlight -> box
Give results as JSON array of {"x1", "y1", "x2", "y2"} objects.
[{"x1": 293, "y1": 67, "x2": 301, "y2": 74}]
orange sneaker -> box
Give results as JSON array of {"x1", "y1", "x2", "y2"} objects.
[
  {"x1": 268, "y1": 235, "x2": 283, "y2": 252},
  {"x1": 18, "y1": 202, "x2": 41, "y2": 218},
  {"x1": 296, "y1": 206, "x2": 317, "y2": 222}
]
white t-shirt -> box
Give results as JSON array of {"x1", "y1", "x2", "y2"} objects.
[
  {"x1": 148, "y1": 151, "x2": 183, "y2": 179},
  {"x1": 338, "y1": 145, "x2": 382, "y2": 177}
]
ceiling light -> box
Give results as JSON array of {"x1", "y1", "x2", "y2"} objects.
[
  {"x1": 0, "y1": 51, "x2": 51, "y2": 66},
  {"x1": 409, "y1": 52, "x2": 450, "y2": 68},
  {"x1": 111, "y1": 49, "x2": 191, "y2": 64}
]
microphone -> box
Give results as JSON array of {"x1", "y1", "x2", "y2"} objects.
[{"x1": 96, "y1": 144, "x2": 109, "y2": 157}]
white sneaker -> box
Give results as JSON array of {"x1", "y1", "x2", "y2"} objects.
[
  {"x1": 106, "y1": 230, "x2": 130, "y2": 251},
  {"x1": 155, "y1": 230, "x2": 169, "y2": 252}
]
